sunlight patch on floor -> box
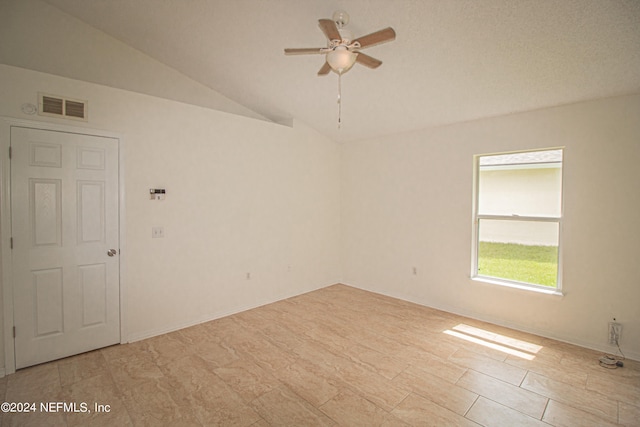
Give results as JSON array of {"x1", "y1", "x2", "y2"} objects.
[{"x1": 443, "y1": 324, "x2": 543, "y2": 360}]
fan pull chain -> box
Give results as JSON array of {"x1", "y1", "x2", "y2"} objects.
[{"x1": 337, "y1": 73, "x2": 342, "y2": 129}]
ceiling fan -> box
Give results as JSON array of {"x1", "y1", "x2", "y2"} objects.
[{"x1": 284, "y1": 10, "x2": 396, "y2": 76}]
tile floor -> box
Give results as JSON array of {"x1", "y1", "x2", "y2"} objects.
[{"x1": 1, "y1": 284, "x2": 638, "y2": 426}]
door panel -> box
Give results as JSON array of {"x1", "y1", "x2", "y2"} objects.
[
  {"x1": 77, "y1": 180, "x2": 105, "y2": 243},
  {"x1": 30, "y1": 179, "x2": 63, "y2": 246},
  {"x1": 33, "y1": 268, "x2": 64, "y2": 336},
  {"x1": 11, "y1": 127, "x2": 120, "y2": 369},
  {"x1": 79, "y1": 263, "x2": 107, "y2": 327}
]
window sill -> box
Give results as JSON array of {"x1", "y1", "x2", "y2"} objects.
[{"x1": 472, "y1": 276, "x2": 564, "y2": 296}]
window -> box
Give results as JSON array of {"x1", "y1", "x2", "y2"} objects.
[{"x1": 472, "y1": 149, "x2": 563, "y2": 292}]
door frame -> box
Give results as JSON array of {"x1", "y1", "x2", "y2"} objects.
[{"x1": 0, "y1": 117, "x2": 127, "y2": 375}]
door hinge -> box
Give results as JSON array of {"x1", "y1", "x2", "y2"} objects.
[
  {"x1": 8, "y1": 146, "x2": 12, "y2": 159},
  {"x1": 10, "y1": 237, "x2": 13, "y2": 249},
  {"x1": 13, "y1": 326, "x2": 16, "y2": 338}
]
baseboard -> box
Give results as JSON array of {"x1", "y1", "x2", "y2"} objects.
[
  {"x1": 124, "y1": 279, "x2": 338, "y2": 343},
  {"x1": 341, "y1": 282, "x2": 640, "y2": 362},
  {"x1": 123, "y1": 280, "x2": 639, "y2": 362}
]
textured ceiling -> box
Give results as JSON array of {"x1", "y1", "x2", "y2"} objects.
[{"x1": 42, "y1": 0, "x2": 640, "y2": 142}]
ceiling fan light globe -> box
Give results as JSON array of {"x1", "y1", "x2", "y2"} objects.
[{"x1": 326, "y1": 47, "x2": 357, "y2": 74}]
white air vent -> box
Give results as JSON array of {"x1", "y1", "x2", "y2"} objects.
[{"x1": 38, "y1": 93, "x2": 88, "y2": 121}]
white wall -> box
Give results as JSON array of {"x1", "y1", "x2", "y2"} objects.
[
  {"x1": 478, "y1": 219, "x2": 558, "y2": 247},
  {"x1": 0, "y1": 64, "x2": 341, "y2": 372},
  {"x1": 479, "y1": 167, "x2": 562, "y2": 217},
  {"x1": 1, "y1": 0, "x2": 638, "y2": 374},
  {"x1": 0, "y1": 0, "x2": 340, "y2": 374},
  {"x1": 342, "y1": 94, "x2": 640, "y2": 359},
  {"x1": 479, "y1": 167, "x2": 562, "y2": 245},
  {"x1": 0, "y1": 0, "x2": 268, "y2": 122}
]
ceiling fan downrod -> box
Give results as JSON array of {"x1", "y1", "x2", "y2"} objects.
[{"x1": 337, "y1": 73, "x2": 342, "y2": 128}]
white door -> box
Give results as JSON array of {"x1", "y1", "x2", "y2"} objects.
[{"x1": 11, "y1": 127, "x2": 120, "y2": 369}]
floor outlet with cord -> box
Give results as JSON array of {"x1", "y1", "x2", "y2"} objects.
[{"x1": 599, "y1": 319, "x2": 625, "y2": 369}]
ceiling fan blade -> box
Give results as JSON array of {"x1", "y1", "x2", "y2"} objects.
[
  {"x1": 284, "y1": 48, "x2": 325, "y2": 55},
  {"x1": 318, "y1": 18, "x2": 341, "y2": 41},
  {"x1": 355, "y1": 52, "x2": 382, "y2": 69},
  {"x1": 317, "y1": 62, "x2": 332, "y2": 76},
  {"x1": 354, "y1": 27, "x2": 396, "y2": 49}
]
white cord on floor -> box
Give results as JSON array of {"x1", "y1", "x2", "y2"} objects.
[{"x1": 598, "y1": 338, "x2": 625, "y2": 369}]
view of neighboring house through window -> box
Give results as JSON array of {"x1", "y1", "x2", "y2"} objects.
[{"x1": 473, "y1": 149, "x2": 563, "y2": 291}]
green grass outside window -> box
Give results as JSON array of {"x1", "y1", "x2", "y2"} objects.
[{"x1": 477, "y1": 242, "x2": 558, "y2": 287}]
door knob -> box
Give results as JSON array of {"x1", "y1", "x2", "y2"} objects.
[{"x1": 107, "y1": 249, "x2": 117, "y2": 257}]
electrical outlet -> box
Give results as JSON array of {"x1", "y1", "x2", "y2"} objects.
[
  {"x1": 608, "y1": 322, "x2": 622, "y2": 345},
  {"x1": 152, "y1": 226, "x2": 164, "y2": 238}
]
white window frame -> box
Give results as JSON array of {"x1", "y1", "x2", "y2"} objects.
[{"x1": 471, "y1": 148, "x2": 564, "y2": 295}]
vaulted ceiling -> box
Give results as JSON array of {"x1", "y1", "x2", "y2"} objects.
[{"x1": 42, "y1": 0, "x2": 640, "y2": 142}]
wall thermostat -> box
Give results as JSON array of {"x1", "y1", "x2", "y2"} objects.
[{"x1": 150, "y1": 188, "x2": 166, "y2": 200}]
